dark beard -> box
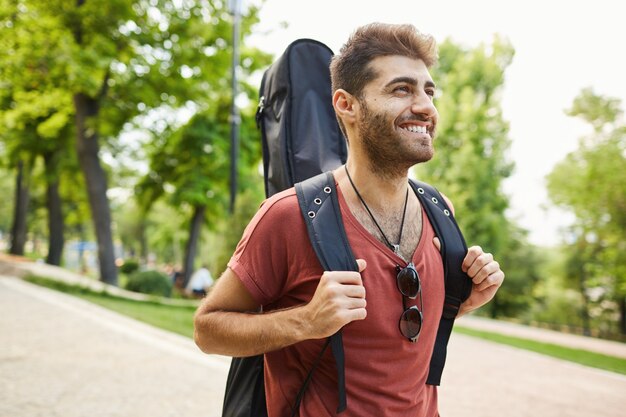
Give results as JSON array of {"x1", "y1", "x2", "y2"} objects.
[{"x1": 358, "y1": 100, "x2": 434, "y2": 179}]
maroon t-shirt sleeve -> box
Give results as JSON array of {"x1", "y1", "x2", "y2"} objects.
[{"x1": 227, "y1": 190, "x2": 304, "y2": 306}]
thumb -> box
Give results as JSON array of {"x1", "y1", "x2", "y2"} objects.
[{"x1": 356, "y1": 258, "x2": 367, "y2": 273}]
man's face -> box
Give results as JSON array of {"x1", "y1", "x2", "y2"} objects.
[{"x1": 356, "y1": 55, "x2": 438, "y2": 178}]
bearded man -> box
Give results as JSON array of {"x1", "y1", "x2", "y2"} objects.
[{"x1": 194, "y1": 22, "x2": 505, "y2": 417}]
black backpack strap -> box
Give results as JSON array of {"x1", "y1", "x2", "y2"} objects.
[
  {"x1": 296, "y1": 171, "x2": 358, "y2": 275},
  {"x1": 409, "y1": 179, "x2": 473, "y2": 386},
  {"x1": 293, "y1": 171, "x2": 357, "y2": 414}
]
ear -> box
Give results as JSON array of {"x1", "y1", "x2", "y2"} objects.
[{"x1": 333, "y1": 89, "x2": 358, "y2": 126}]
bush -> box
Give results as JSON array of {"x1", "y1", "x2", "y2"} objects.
[
  {"x1": 119, "y1": 259, "x2": 140, "y2": 275},
  {"x1": 125, "y1": 270, "x2": 172, "y2": 297}
]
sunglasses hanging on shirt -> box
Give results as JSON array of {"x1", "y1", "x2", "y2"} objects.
[{"x1": 396, "y1": 262, "x2": 424, "y2": 342}]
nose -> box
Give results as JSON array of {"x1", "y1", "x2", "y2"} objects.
[{"x1": 411, "y1": 93, "x2": 437, "y2": 120}]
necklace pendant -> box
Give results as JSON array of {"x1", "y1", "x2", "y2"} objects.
[{"x1": 392, "y1": 244, "x2": 400, "y2": 254}]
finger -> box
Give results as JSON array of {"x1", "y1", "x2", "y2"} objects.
[
  {"x1": 467, "y1": 261, "x2": 500, "y2": 284},
  {"x1": 432, "y1": 237, "x2": 441, "y2": 251},
  {"x1": 470, "y1": 260, "x2": 499, "y2": 285},
  {"x1": 467, "y1": 252, "x2": 494, "y2": 278},
  {"x1": 462, "y1": 246, "x2": 483, "y2": 272},
  {"x1": 341, "y1": 296, "x2": 367, "y2": 309},
  {"x1": 343, "y1": 284, "x2": 366, "y2": 299},
  {"x1": 343, "y1": 306, "x2": 367, "y2": 322},
  {"x1": 324, "y1": 270, "x2": 363, "y2": 285},
  {"x1": 476, "y1": 270, "x2": 505, "y2": 292},
  {"x1": 356, "y1": 258, "x2": 367, "y2": 273}
]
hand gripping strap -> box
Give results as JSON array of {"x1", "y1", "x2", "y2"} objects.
[
  {"x1": 409, "y1": 180, "x2": 473, "y2": 386},
  {"x1": 294, "y1": 171, "x2": 357, "y2": 414}
]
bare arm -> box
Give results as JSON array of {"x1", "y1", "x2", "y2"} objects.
[{"x1": 193, "y1": 260, "x2": 368, "y2": 357}]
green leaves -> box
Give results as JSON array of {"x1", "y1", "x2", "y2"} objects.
[
  {"x1": 0, "y1": 0, "x2": 271, "y2": 280},
  {"x1": 547, "y1": 89, "x2": 626, "y2": 333},
  {"x1": 567, "y1": 87, "x2": 623, "y2": 133}
]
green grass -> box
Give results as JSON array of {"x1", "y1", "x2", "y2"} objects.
[
  {"x1": 454, "y1": 325, "x2": 626, "y2": 376},
  {"x1": 25, "y1": 276, "x2": 198, "y2": 339}
]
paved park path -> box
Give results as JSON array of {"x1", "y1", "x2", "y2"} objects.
[{"x1": 1, "y1": 273, "x2": 626, "y2": 417}]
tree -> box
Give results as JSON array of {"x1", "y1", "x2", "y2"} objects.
[
  {"x1": 131, "y1": 2, "x2": 270, "y2": 285},
  {"x1": 546, "y1": 88, "x2": 626, "y2": 335},
  {"x1": 138, "y1": 93, "x2": 266, "y2": 285},
  {"x1": 8, "y1": 159, "x2": 32, "y2": 256},
  {"x1": 2, "y1": 0, "x2": 270, "y2": 284},
  {"x1": 415, "y1": 37, "x2": 539, "y2": 318},
  {"x1": 1, "y1": 0, "x2": 79, "y2": 264},
  {"x1": 145, "y1": 110, "x2": 231, "y2": 285}
]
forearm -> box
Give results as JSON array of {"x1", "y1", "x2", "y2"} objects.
[
  {"x1": 193, "y1": 305, "x2": 311, "y2": 357},
  {"x1": 193, "y1": 264, "x2": 367, "y2": 357}
]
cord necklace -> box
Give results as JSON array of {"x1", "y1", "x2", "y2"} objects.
[{"x1": 344, "y1": 165, "x2": 409, "y2": 255}]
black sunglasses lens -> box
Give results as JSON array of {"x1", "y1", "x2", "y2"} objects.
[
  {"x1": 399, "y1": 307, "x2": 422, "y2": 340},
  {"x1": 397, "y1": 266, "x2": 420, "y2": 298}
]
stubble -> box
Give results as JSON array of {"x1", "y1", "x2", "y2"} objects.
[{"x1": 358, "y1": 100, "x2": 435, "y2": 180}]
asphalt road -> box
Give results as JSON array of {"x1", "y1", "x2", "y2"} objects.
[{"x1": 2, "y1": 275, "x2": 625, "y2": 417}]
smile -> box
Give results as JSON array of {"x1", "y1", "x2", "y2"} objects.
[{"x1": 401, "y1": 125, "x2": 429, "y2": 135}]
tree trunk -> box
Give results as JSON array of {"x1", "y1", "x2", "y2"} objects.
[
  {"x1": 73, "y1": 93, "x2": 118, "y2": 285},
  {"x1": 10, "y1": 160, "x2": 31, "y2": 256},
  {"x1": 183, "y1": 205, "x2": 206, "y2": 287},
  {"x1": 43, "y1": 150, "x2": 65, "y2": 266}
]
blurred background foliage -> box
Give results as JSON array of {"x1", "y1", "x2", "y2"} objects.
[{"x1": 0, "y1": 0, "x2": 624, "y2": 340}]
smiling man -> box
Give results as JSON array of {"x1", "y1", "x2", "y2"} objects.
[{"x1": 194, "y1": 23, "x2": 504, "y2": 417}]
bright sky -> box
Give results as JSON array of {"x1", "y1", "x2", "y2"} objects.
[{"x1": 249, "y1": 0, "x2": 626, "y2": 246}]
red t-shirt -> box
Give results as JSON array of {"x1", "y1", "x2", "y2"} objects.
[{"x1": 228, "y1": 183, "x2": 444, "y2": 417}]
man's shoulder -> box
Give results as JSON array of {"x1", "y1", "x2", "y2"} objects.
[
  {"x1": 243, "y1": 187, "x2": 304, "y2": 236},
  {"x1": 258, "y1": 187, "x2": 301, "y2": 216}
]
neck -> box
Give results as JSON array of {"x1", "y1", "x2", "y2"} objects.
[
  {"x1": 338, "y1": 160, "x2": 409, "y2": 211},
  {"x1": 338, "y1": 162, "x2": 418, "y2": 260}
]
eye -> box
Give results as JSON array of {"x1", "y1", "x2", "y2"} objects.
[
  {"x1": 425, "y1": 89, "x2": 436, "y2": 98},
  {"x1": 393, "y1": 85, "x2": 411, "y2": 95}
]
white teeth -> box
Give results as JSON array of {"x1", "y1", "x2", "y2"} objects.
[{"x1": 403, "y1": 125, "x2": 428, "y2": 134}]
